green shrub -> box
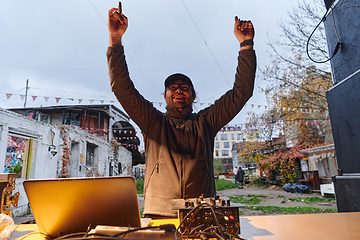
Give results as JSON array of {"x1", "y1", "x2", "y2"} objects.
[{"x1": 136, "y1": 180, "x2": 144, "y2": 194}]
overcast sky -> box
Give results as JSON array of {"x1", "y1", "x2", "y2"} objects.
[{"x1": 0, "y1": 1, "x2": 322, "y2": 149}]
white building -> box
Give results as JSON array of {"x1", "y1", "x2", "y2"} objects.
[{"x1": 1, "y1": 105, "x2": 138, "y2": 216}]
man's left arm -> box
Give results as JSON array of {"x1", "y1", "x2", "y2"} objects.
[{"x1": 204, "y1": 17, "x2": 256, "y2": 132}]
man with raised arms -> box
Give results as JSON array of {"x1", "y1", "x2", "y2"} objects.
[{"x1": 107, "y1": 2, "x2": 256, "y2": 218}]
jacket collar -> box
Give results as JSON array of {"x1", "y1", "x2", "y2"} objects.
[{"x1": 165, "y1": 105, "x2": 193, "y2": 119}]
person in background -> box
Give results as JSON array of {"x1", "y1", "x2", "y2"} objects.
[
  {"x1": 237, "y1": 167, "x2": 245, "y2": 189},
  {"x1": 233, "y1": 166, "x2": 238, "y2": 184},
  {"x1": 107, "y1": 2, "x2": 256, "y2": 218}
]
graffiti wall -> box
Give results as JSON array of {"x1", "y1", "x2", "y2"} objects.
[{"x1": 4, "y1": 136, "x2": 26, "y2": 174}]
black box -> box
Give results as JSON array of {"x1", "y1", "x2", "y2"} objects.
[{"x1": 332, "y1": 175, "x2": 360, "y2": 212}]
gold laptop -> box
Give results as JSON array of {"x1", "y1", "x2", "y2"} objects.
[{"x1": 23, "y1": 176, "x2": 141, "y2": 238}]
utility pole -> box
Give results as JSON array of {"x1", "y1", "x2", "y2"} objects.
[{"x1": 24, "y1": 79, "x2": 29, "y2": 108}]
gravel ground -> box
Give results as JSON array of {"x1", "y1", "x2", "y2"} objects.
[{"x1": 217, "y1": 184, "x2": 336, "y2": 216}]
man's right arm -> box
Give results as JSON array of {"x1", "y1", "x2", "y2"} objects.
[{"x1": 107, "y1": 3, "x2": 162, "y2": 132}]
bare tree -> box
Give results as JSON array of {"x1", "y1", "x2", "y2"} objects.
[{"x1": 249, "y1": 0, "x2": 333, "y2": 146}]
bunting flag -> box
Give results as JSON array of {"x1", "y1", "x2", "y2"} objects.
[
  {"x1": 2, "y1": 92, "x2": 119, "y2": 106},
  {"x1": 2, "y1": 91, "x2": 329, "y2": 116}
]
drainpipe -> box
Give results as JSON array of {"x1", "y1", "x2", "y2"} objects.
[
  {"x1": 98, "y1": 111, "x2": 101, "y2": 135},
  {"x1": 61, "y1": 109, "x2": 66, "y2": 124},
  {"x1": 83, "y1": 110, "x2": 86, "y2": 130}
]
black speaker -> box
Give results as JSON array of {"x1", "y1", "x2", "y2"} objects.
[
  {"x1": 326, "y1": 73, "x2": 360, "y2": 174},
  {"x1": 324, "y1": 0, "x2": 336, "y2": 10},
  {"x1": 324, "y1": 0, "x2": 360, "y2": 84},
  {"x1": 332, "y1": 175, "x2": 360, "y2": 212}
]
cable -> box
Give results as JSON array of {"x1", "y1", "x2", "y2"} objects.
[
  {"x1": 306, "y1": 7, "x2": 341, "y2": 64},
  {"x1": 175, "y1": 202, "x2": 229, "y2": 240}
]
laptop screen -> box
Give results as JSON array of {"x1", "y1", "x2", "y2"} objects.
[{"x1": 23, "y1": 176, "x2": 141, "y2": 238}]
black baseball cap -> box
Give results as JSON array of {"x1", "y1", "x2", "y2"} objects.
[{"x1": 164, "y1": 73, "x2": 194, "y2": 89}]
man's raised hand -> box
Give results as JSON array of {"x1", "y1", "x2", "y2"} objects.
[
  {"x1": 108, "y1": 2, "x2": 128, "y2": 46},
  {"x1": 234, "y1": 16, "x2": 255, "y2": 49}
]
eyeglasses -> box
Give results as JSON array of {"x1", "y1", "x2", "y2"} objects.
[{"x1": 166, "y1": 85, "x2": 191, "y2": 92}]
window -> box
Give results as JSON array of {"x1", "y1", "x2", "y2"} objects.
[
  {"x1": 224, "y1": 142, "x2": 230, "y2": 148},
  {"x1": 221, "y1": 134, "x2": 228, "y2": 140},
  {"x1": 215, "y1": 150, "x2": 219, "y2": 157},
  {"x1": 40, "y1": 114, "x2": 50, "y2": 123},
  {"x1": 65, "y1": 113, "x2": 80, "y2": 126},
  {"x1": 231, "y1": 134, "x2": 234, "y2": 140},
  {"x1": 222, "y1": 150, "x2": 229, "y2": 156},
  {"x1": 215, "y1": 142, "x2": 219, "y2": 149},
  {"x1": 118, "y1": 162, "x2": 122, "y2": 174},
  {"x1": 237, "y1": 133, "x2": 243, "y2": 140},
  {"x1": 86, "y1": 143, "x2": 97, "y2": 167},
  {"x1": 215, "y1": 135, "x2": 218, "y2": 141}
]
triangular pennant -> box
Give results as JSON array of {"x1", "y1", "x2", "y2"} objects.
[
  {"x1": 100, "y1": 100, "x2": 104, "y2": 104},
  {"x1": 78, "y1": 99, "x2": 83, "y2": 104},
  {"x1": 159, "y1": 103, "x2": 162, "y2": 107},
  {"x1": 32, "y1": 96, "x2": 37, "y2": 101},
  {"x1": 55, "y1": 97, "x2": 61, "y2": 103},
  {"x1": 251, "y1": 104, "x2": 254, "y2": 108},
  {"x1": 6, "y1": 93, "x2": 12, "y2": 99},
  {"x1": 110, "y1": 100, "x2": 114, "y2": 103},
  {"x1": 68, "y1": 98, "x2": 74, "y2": 101},
  {"x1": 89, "y1": 100, "x2": 94, "y2": 105},
  {"x1": 44, "y1": 96, "x2": 49, "y2": 102},
  {"x1": 20, "y1": 95, "x2": 25, "y2": 101},
  {"x1": 258, "y1": 105, "x2": 261, "y2": 109}
]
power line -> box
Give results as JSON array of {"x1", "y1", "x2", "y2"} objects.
[{"x1": 180, "y1": 0, "x2": 231, "y2": 87}]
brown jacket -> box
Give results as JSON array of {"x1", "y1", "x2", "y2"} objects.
[{"x1": 107, "y1": 46, "x2": 256, "y2": 217}]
